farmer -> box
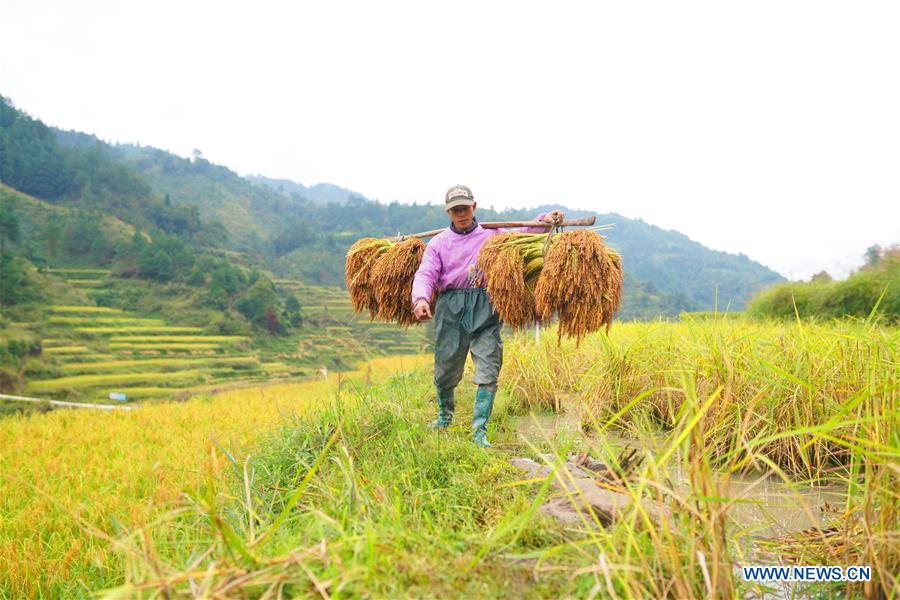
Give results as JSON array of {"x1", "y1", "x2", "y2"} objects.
[{"x1": 412, "y1": 184, "x2": 563, "y2": 447}]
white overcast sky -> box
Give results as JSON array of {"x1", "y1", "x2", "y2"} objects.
[{"x1": 2, "y1": 1, "x2": 898, "y2": 279}]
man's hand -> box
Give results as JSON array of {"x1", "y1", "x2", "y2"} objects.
[
  {"x1": 543, "y1": 210, "x2": 565, "y2": 225},
  {"x1": 414, "y1": 300, "x2": 433, "y2": 321}
]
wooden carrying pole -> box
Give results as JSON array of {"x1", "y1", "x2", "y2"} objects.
[{"x1": 389, "y1": 215, "x2": 596, "y2": 241}]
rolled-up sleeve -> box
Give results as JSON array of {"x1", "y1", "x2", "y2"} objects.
[{"x1": 411, "y1": 240, "x2": 442, "y2": 306}]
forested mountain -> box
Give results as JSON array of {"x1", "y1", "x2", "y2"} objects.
[
  {"x1": 1, "y1": 95, "x2": 784, "y2": 318},
  {"x1": 246, "y1": 175, "x2": 365, "y2": 206},
  {"x1": 1, "y1": 98, "x2": 223, "y2": 246}
]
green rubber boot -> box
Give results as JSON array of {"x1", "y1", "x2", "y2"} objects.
[
  {"x1": 428, "y1": 387, "x2": 455, "y2": 429},
  {"x1": 472, "y1": 385, "x2": 496, "y2": 448}
]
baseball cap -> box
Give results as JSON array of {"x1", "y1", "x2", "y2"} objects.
[{"x1": 444, "y1": 184, "x2": 475, "y2": 211}]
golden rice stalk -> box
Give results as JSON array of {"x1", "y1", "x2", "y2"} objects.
[
  {"x1": 346, "y1": 238, "x2": 392, "y2": 318},
  {"x1": 601, "y1": 249, "x2": 624, "y2": 332},
  {"x1": 535, "y1": 230, "x2": 623, "y2": 343},
  {"x1": 478, "y1": 233, "x2": 540, "y2": 329},
  {"x1": 369, "y1": 238, "x2": 426, "y2": 327}
]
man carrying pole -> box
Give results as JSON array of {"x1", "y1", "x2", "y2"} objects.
[{"x1": 412, "y1": 184, "x2": 564, "y2": 447}]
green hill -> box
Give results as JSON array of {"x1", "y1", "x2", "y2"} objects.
[
  {"x1": 2, "y1": 93, "x2": 784, "y2": 323},
  {"x1": 747, "y1": 249, "x2": 899, "y2": 322}
]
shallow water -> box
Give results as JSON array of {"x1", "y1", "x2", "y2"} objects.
[{"x1": 513, "y1": 412, "x2": 847, "y2": 537}]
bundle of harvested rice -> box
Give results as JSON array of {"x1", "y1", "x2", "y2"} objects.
[
  {"x1": 369, "y1": 238, "x2": 426, "y2": 327},
  {"x1": 534, "y1": 229, "x2": 622, "y2": 342},
  {"x1": 346, "y1": 238, "x2": 392, "y2": 317},
  {"x1": 602, "y1": 250, "x2": 624, "y2": 323},
  {"x1": 478, "y1": 232, "x2": 546, "y2": 328}
]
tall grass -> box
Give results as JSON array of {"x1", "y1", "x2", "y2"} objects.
[
  {"x1": 74, "y1": 319, "x2": 896, "y2": 597},
  {"x1": 505, "y1": 319, "x2": 897, "y2": 480},
  {"x1": 92, "y1": 372, "x2": 573, "y2": 598},
  {"x1": 502, "y1": 317, "x2": 898, "y2": 595}
]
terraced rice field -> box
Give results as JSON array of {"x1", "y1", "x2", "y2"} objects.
[
  {"x1": 7, "y1": 276, "x2": 432, "y2": 408},
  {"x1": 49, "y1": 305, "x2": 122, "y2": 314},
  {"x1": 108, "y1": 342, "x2": 226, "y2": 351},
  {"x1": 59, "y1": 356, "x2": 259, "y2": 373},
  {"x1": 76, "y1": 326, "x2": 205, "y2": 334},
  {"x1": 66, "y1": 279, "x2": 103, "y2": 286},
  {"x1": 25, "y1": 369, "x2": 204, "y2": 392},
  {"x1": 108, "y1": 335, "x2": 245, "y2": 343},
  {"x1": 20, "y1": 305, "x2": 278, "y2": 404},
  {"x1": 41, "y1": 345, "x2": 91, "y2": 355},
  {"x1": 47, "y1": 316, "x2": 166, "y2": 326},
  {"x1": 274, "y1": 279, "x2": 431, "y2": 364}
]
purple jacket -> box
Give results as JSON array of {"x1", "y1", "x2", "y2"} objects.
[{"x1": 411, "y1": 214, "x2": 547, "y2": 306}]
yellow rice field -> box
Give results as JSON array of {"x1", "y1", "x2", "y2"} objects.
[{"x1": 0, "y1": 354, "x2": 430, "y2": 595}]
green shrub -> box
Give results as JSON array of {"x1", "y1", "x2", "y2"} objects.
[{"x1": 748, "y1": 256, "x2": 898, "y2": 322}]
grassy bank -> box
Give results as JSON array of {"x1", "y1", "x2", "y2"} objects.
[{"x1": 746, "y1": 254, "x2": 899, "y2": 322}]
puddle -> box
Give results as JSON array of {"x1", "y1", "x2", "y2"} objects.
[
  {"x1": 513, "y1": 412, "x2": 582, "y2": 441},
  {"x1": 513, "y1": 412, "x2": 847, "y2": 537},
  {"x1": 665, "y1": 466, "x2": 846, "y2": 538}
]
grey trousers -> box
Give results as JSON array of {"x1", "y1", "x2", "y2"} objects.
[{"x1": 433, "y1": 288, "x2": 502, "y2": 392}]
